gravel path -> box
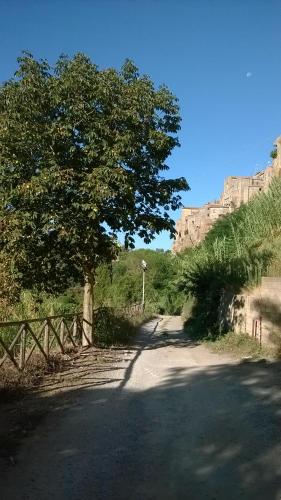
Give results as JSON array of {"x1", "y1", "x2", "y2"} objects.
[{"x1": 1, "y1": 316, "x2": 281, "y2": 500}]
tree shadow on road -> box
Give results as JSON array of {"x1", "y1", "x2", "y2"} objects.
[{"x1": 1, "y1": 323, "x2": 281, "y2": 500}]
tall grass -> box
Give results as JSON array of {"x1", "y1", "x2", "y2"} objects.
[{"x1": 180, "y1": 179, "x2": 281, "y2": 332}]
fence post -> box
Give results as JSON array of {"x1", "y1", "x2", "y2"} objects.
[
  {"x1": 73, "y1": 316, "x2": 78, "y2": 339},
  {"x1": 60, "y1": 319, "x2": 65, "y2": 346},
  {"x1": 44, "y1": 320, "x2": 50, "y2": 358},
  {"x1": 19, "y1": 325, "x2": 27, "y2": 370}
]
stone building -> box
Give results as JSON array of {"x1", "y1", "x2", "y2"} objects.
[
  {"x1": 220, "y1": 173, "x2": 264, "y2": 208},
  {"x1": 173, "y1": 207, "x2": 200, "y2": 252},
  {"x1": 172, "y1": 136, "x2": 281, "y2": 253},
  {"x1": 172, "y1": 202, "x2": 230, "y2": 252}
]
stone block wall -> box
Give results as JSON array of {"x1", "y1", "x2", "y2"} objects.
[{"x1": 219, "y1": 277, "x2": 281, "y2": 346}]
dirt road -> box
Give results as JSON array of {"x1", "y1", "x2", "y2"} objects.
[{"x1": 2, "y1": 316, "x2": 281, "y2": 500}]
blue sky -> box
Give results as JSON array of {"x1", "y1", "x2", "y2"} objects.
[{"x1": 1, "y1": 0, "x2": 280, "y2": 249}]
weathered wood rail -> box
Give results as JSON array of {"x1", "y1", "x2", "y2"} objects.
[
  {"x1": 0, "y1": 304, "x2": 143, "y2": 371},
  {"x1": 0, "y1": 312, "x2": 86, "y2": 371}
]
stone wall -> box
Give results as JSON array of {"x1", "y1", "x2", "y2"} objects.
[
  {"x1": 173, "y1": 207, "x2": 200, "y2": 252},
  {"x1": 172, "y1": 202, "x2": 230, "y2": 252},
  {"x1": 173, "y1": 135, "x2": 281, "y2": 253},
  {"x1": 220, "y1": 173, "x2": 265, "y2": 208},
  {"x1": 219, "y1": 277, "x2": 281, "y2": 346}
]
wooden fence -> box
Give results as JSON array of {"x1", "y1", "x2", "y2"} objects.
[
  {"x1": 0, "y1": 312, "x2": 86, "y2": 371},
  {"x1": 0, "y1": 304, "x2": 143, "y2": 371}
]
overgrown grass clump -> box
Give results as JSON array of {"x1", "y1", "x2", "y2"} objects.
[
  {"x1": 205, "y1": 332, "x2": 273, "y2": 360},
  {"x1": 94, "y1": 307, "x2": 153, "y2": 346}
]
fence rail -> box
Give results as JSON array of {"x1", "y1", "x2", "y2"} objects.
[
  {"x1": 0, "y1": 312, "x2": 86, "y2": 371},
  {"x1": 0, "y1": 304, "x2": 143, "y2": 371}
]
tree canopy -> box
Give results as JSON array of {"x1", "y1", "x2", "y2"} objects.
[{"x1": 0, "y1": 52, "x2": 188, "y2": 308}]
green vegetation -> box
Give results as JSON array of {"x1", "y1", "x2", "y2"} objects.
[
  {"x1": 0, "y1": 52, "x2": 188, "y2": 343},
  {"x1": 0, "y1": 289, "x2": 82, "y2": 322},
  {"x1": 94, "y1": 307, "x2": 153, "y2": 347},
  {"x1": 180, "y1": 178, "x2": 281, "y2": 335},
  {"x1": 95, "y1": 249, "x2": 185, "y2": 315},
  {"x1": 204, "y1": 332, "x2": 273, "y2": 360},
  {"x1": 0, "y1": 249, "x2": 184, "y2": 321},
  {"x1": 0, "y1": 248, "x2": 183, "y2": 356},
  {"x1": 271, "y1": 146, "x2": 277, "y2": 159}
]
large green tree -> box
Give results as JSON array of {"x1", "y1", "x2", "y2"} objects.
[{"x1": 0, "y1": 52, "x2": 188, "y2": 343}]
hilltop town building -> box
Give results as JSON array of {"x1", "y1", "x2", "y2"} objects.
[{"x1": 173, "y1": 136, "x2": 281, "y2": 253}]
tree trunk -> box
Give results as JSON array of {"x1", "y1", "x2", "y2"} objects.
[{"x1": 82, "y1": 274, "x2": 94, "y2": 346}]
